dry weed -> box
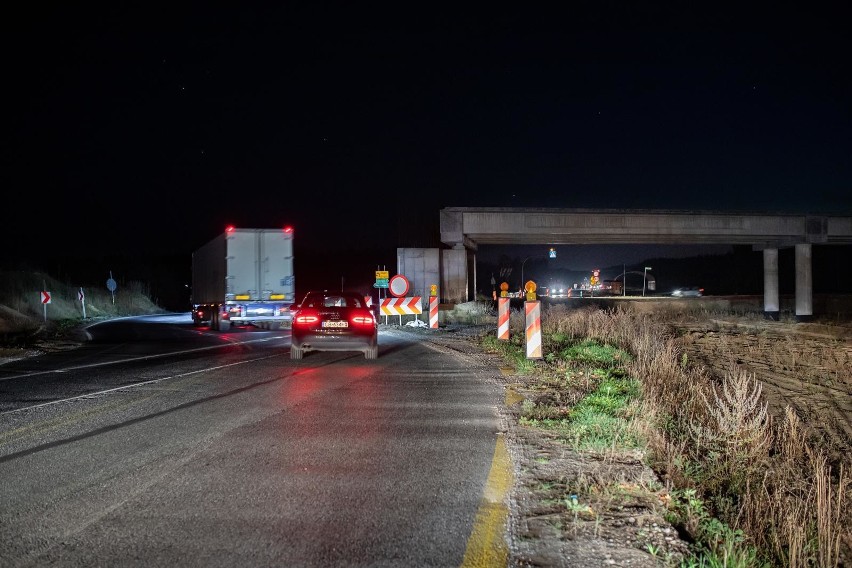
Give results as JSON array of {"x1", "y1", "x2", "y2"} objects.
[{"x1": 605, "y1": 309, "x2": 849, "y2": 565}]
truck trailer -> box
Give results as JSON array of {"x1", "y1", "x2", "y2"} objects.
[{"x1": 191, "y1": 226, "x2": 295, "y2": 331}]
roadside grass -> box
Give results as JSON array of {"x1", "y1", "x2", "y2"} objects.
[
  {"x1": 0, "y1": 269, "x2": 165, "y2": 350},
  {"x1": 482, "y1": 304, "x2": 850, "y2": 567}
]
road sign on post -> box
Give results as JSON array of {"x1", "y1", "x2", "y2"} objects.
[
  {"x1": 40, "y1": 290, "x2": 51, "y2": 322},
  {"x1": 389, "y1": 274, "x2": 410, "y2": 298},
  {"x1": 374, "y1": 270, "x2": 389, "y2": 289},
  {"x1": 107, "y1": 271, "x2": 117, "y2": 305},
  {"x1": 78, "y1": 287, "x2": 87, "y2": 319}
]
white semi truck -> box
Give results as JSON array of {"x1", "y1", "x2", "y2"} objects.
[{"x1": 191, "y1": 226, "x2": 295, "y2": 331}]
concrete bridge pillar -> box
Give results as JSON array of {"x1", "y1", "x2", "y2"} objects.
[
  {"x1": 763, "y1": 248, "x2": 779, "y2": 320},
  {"x1": 795, "y1": 243, "x2": 813, "y2": 322},
  {"x1": 441, "y1": 245, "x2": 472, "y2": 303}
]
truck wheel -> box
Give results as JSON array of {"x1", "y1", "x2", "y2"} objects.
[{"x1": 290, "y1": 344, "x2": 303, "y2": 360}]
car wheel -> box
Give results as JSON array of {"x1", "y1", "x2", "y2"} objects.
[{"x1": 291, "y1": 344, "x2": 303, "y2": 360}]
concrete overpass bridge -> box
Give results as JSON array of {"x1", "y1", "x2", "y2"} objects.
[{"x1": 435, "y1": 208, "x2": 852, "y2": 320}]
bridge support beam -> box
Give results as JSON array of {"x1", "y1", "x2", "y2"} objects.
[
  {"x1": 795, "y1": 243, "x2": 813, "y2": 322},
  {"x1": 763, "y1": 248, "x2": 779, "y2": 320}
]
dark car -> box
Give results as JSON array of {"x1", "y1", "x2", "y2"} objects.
[{"x1": 290, "y1": 291, "x2": 378, "y2": 360}]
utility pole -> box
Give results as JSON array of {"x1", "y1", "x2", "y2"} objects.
[{"x1": 643, "y1": 266, "x2": 652, "y2": 297}]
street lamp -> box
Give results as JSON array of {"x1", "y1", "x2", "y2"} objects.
[
  {"x1": 521, "y1": 256, "x2": 533, "y2": 290},
  {"x1": 643, "y1": 266, "x2": 652, "y2": 297}
]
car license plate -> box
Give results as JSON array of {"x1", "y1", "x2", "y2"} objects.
[{"x1": 322, "y1": 321, "x2": 348, "y2": 328}]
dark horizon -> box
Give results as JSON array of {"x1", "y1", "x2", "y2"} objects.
[{"x1": 3, "y1": 4, "x2": 851, "y2": 299}]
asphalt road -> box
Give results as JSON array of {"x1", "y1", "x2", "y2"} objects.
[{"x1": 0, "y1": 315, "x2": 506, "y2": 567}]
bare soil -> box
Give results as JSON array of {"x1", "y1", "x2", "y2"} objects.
[{"x1": 674, "y1": 317, "x2": 852, "y2": 467}]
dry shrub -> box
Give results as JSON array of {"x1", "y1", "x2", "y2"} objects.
[
  {"x1": 566, "y1": 305, "x2": 851, "y2": 566},
  {"x1": 738, "y1": 407, "x2": 849, "y2": 568},
  {"x1": 691, "y1": 367, "x2": 772, "y2": 496},
  {"x1": 509, "y1": 307, "x2": 527, "y2": 336},
  {"x1": 540, "y1": 304, "x2": 596, "y2": 338}
]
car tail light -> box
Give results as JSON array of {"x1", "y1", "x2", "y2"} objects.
[
  {"x1": 351, "y1": 313, "x2": 375, "y2": 326},
  {"x1": 294, "y1": 309, "x2": 319, "y2": 326}
]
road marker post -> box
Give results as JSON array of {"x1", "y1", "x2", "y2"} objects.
[
  {"x1": 497, "y1": 298, "x2": 510, "y2": 340},
  {"x1": 525, "y1": 300, "x2": 542, "y2": 359}
]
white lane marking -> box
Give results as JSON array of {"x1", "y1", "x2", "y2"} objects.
[
  {"x1": 0, "y1": 353, "x2": 286, "y2": 416},
  {"x1": 0, "y1": 336, "x2": 287, "y2": 382}
]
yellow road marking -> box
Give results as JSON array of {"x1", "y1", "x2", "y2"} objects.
[{"x1": 461, "y1": 433, "x2": 514, "y2": 567}]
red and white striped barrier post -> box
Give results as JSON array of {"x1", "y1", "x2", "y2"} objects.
[
  {"x1": 497, "y1": 297, "x2": 510, "y2": 340},
  {"x1": 429, "y1": 296, "x2": 439, "y2": 329},
  {"x1": 525, "y1": 300, "x2": 542, "y2": 359}
]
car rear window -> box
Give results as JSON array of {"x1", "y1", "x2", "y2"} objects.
[{"x1": 301, "y1": 293, "x2": 365, "y2": 308}]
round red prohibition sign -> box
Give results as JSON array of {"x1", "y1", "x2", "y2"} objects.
[{"x1": 388, "y1": 274, "x2": 410, "y2": 297}]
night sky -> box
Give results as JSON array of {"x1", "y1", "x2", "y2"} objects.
[{"x1": 3, "y1": 4, "x2": 851, "y2": 304}]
